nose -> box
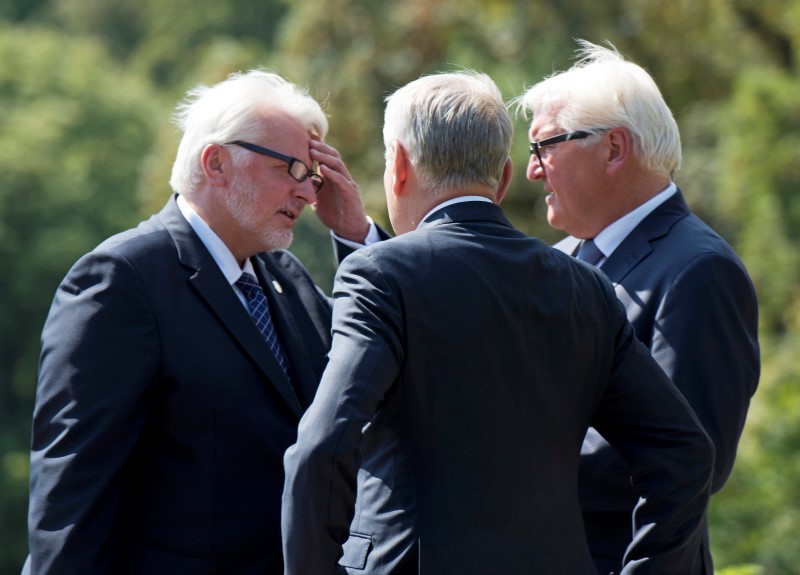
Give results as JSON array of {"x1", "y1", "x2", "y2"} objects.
[
  {"x1": 293, "y1": 180, "x2": 318, "y2": 204},
  {"x1": 527, "y1": 155, "x2": 545, "y2": 181}
]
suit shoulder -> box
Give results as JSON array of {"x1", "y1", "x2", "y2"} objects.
[
  {"x1": 341, "y1": 228, "x2": 478, "y2": 279},
  {"x1": 57, "y1": 214, "x2": 183, "y2": 293},
  {"x1": 662, "y1": 212, "x2": 747, "y2": 269},
  {"x1": 349, "y1": 232, "x2": 422, "y2": 262},
  {"x1": 92, "y1": 214, "x2": 173, "y2": 260}
]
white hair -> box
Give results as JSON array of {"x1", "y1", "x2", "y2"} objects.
[
  {"x1": 383, "y1": 71, "x2": 513, "y2": 192},
  {"x1": 516, "y1": 40, "x2": 681, "y2": 177},
  {"x1": 169, "y1": 70, "x2": 328, "y2": 194}
]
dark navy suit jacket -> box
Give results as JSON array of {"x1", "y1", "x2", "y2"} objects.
[
  {"x1": 26, "y1": 195, "x2": 333, "y2": 574},
  {"x1": 283, "y1": 201, "x2": 715, "y2": 575},
  {"x1": 556, "y1": 190, "x2": 760, "y2": 575}
]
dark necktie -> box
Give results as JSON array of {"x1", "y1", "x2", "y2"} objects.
[
  {"x1": 235, "y1": 272, "x2": 290, "y2": 378},
  {"x1": 576, "y1": 239, "x2": 604, "y2": 266}
]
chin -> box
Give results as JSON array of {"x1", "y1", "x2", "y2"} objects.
[
  {"x1": 262, "y1": 230, "x2": 293, "y2": 252},
  {"x1": 546, "y1": 213, "x2": 570, "y2": 234}
]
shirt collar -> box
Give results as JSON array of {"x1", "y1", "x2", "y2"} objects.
[
  {"x1": 176, "y1": 194, "x2": 253, "y2": 284},
  {"x1": 593, "y1": 182, "x2": 677, "y2": 259}
]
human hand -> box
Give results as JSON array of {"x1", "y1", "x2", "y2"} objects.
[{"x1": 310, "y1": 139, "x2": 370, "y2": 243}]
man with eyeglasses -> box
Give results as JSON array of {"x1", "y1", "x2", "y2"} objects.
[
  {"x1": 24, "y1": 70, "x2": 382, "y2": 574},
  {"x1": 518, "y1": 40, "x2": 760, "y2": 575}
]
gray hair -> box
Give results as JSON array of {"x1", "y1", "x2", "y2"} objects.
[
  {"x1": 516, "y1": 40, "x2": 681, "y2": 178},
  {"x1": 169, "y1": 70, "x2": 328, "y2": 194},
  {"x1": 383, "y1": 71, "x2": 513, "y2": 193}
]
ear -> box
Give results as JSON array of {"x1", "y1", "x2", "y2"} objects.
[
  {"x1": 495, "y1": 157, "x2": 513, "y2": 205},
  {"x1": 201, "y1": 144, "x2": 228, "y2": 187},
  {"x1": 390, "y1": 140, "x2": 408, "y2": 197},
  {"x1": 606, "y1": 128, "x2": 631, "y2": 175}
]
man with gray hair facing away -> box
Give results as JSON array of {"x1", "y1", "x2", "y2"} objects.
[
  {"x1": 282, "y1": 70, "x2": 714, "y2": 574},
  {"x1": 518, "y1": 40, "x2": 759, "y2": 574},
  {"x1": 25, "y1": 69, "x2": 377, "y2": 574}
]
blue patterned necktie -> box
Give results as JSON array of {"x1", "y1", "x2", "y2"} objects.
[
  {"x1": 235, "y1": 272, "x2": 290, "y2": 378},
  {"x1": 576, "y1": 239, "x2": 604, "y2": 266}
]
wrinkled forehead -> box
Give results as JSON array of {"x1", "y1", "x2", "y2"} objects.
[
  {"x1": 528, "y1": 109, "x2": 562, "y2": 140},
  {"x1": 254, "y1": 109, "x2": 315, "y2": 160}
]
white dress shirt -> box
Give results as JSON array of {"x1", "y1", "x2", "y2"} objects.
[
  {"x1": 177, "y1": 194, "x2": 256, "y2": 308},
  {"x1": 591, "y1": 183, "x2": 677, "y2": 266}
]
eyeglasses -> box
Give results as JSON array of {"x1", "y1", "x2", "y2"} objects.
[
  {"x1": 227, "y1": 140, "x2": 323, "y2": 192},
  {"x1": 529, "y1": 129, "x2": 607, "y2": 167}
]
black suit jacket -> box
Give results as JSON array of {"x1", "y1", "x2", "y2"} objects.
[
  {"x1": 556, "y1": 190, "x2": 760, "y2": 575},
  {"x1": 283, "y1": 201, "x2": 714, "y2": 575},
  {"x1": 26, "y1": 195, "x2": 332, "y2": 574}
]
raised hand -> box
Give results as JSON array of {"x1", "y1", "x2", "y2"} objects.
[{"x1": 310, "y1": 139, "x2": 370, "y2": 243}]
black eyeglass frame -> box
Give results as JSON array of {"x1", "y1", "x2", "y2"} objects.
[
  {"x1": 528, "y1": 129, "x2": 607, "y2": 167},
  {"x1": 226, "y1": 140, "x2": 323, "y2": 191}
]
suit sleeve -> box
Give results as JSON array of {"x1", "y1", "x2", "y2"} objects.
[
  {"x1": 332, "y1": 223, "x2": 393, "y2": 263},
  {"x1": 28, "y1": 250, "x2": 159, "y2": 574},
  {"x1": 650, "y1": 253, "x2": 759, "y2": 490},
  {"x1": 282, "y1": 249, "x2": 403, "y2": 575},
  {"x1": 592, "y1": 295, "x2": 715, "y2": 574},
  {"x1": 579, "y1": 251, "x2": 760, "y2": 516}
]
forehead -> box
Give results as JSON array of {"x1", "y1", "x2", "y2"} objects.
[
  {"x1": 528, "y1": 111, "x2": 561, "y2": 140},
  {"x1": 255, "y1": 109, "x2": 308, "y2": 138},
  {"x1": 255, "y1": 108, "x2": 313, "y2": 158}
]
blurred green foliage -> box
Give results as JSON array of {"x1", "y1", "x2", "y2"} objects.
[{"x1": 1, "y1": 0, "x2": 798, "y2": 573}]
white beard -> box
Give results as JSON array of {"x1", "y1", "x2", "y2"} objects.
[{"x1": 224, "y1": 173, "x2": 294, "y2": 253}]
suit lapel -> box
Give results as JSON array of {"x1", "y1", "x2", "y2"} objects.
[
  {"x1": 159, "y1": 196, "x2": 304, "y2": 417},
  {"x1": 599, "y1": 227, "x2": 654, "y2": 285},
  {"x1": 252, "y1": 258, "x2": 321, "y2": 409},
  {"x1": 601, "y1": 190, "x2": 691, "y2": 285},
  {"x1": 553, "y1": 190, "x2": 692, "y2": 287}
]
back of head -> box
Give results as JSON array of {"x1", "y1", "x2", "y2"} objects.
[
  {"x1": 519, "y1": 40, "x2": 681, "y2": 178},
  {"x1": 169, "y1": 70, "x2": 329, "y2": 195},
  {"x1": 383, "y1": 71, "x2": 513, "y2": 193}
]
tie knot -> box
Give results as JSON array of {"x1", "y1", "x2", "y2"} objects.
[
  {"x1": 576, "y1": 239, "x2": 604, "y2": 266},
  {"x1": 236, "y1": 272, "x2": 261, "y2": 296}
]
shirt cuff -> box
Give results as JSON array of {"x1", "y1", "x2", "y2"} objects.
[{"x1": 330, "y1": 216, "x2": 380, "y2": 249}]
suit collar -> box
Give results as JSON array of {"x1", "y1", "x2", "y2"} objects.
[
  {"x1": 594, "y1": 189, "x2": 691, "y2": 284},
  {"x1": 157, "y1": 194, "x2": 209, "y2": 272},
  {"x1": 158, "y1": 195, "x2": 305, "y2": 417},
  {"x1": 417, "y1": 200, "x2": 513, "y2": 231},
  {"x1": 553, "y1": 190, "x2": 691, "y2": 285},
  {"x1": 420, "y1": 195, "x2": 493, "y2": 224},
  {"x1": 176, "y1": 193, "x2": 243, "y2": 284}
]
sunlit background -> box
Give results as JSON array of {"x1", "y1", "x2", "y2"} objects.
[{"x1": 1, "y1": 1, "x2": 798, "y2": 573}]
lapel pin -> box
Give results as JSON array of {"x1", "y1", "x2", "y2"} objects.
[{"x1": 272, "y1": 280, "x2": 283, "y2": 294}]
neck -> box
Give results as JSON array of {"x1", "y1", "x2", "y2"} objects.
[
  {"x1": 591, "y1": 167, "x2": 670, "y2": 234},
  {"x1": 182, "y1": 189, "x2": 253, "y2": 265},
  {"x1": 620, "y1": 172, "x2": 670, "y2": 214}
]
